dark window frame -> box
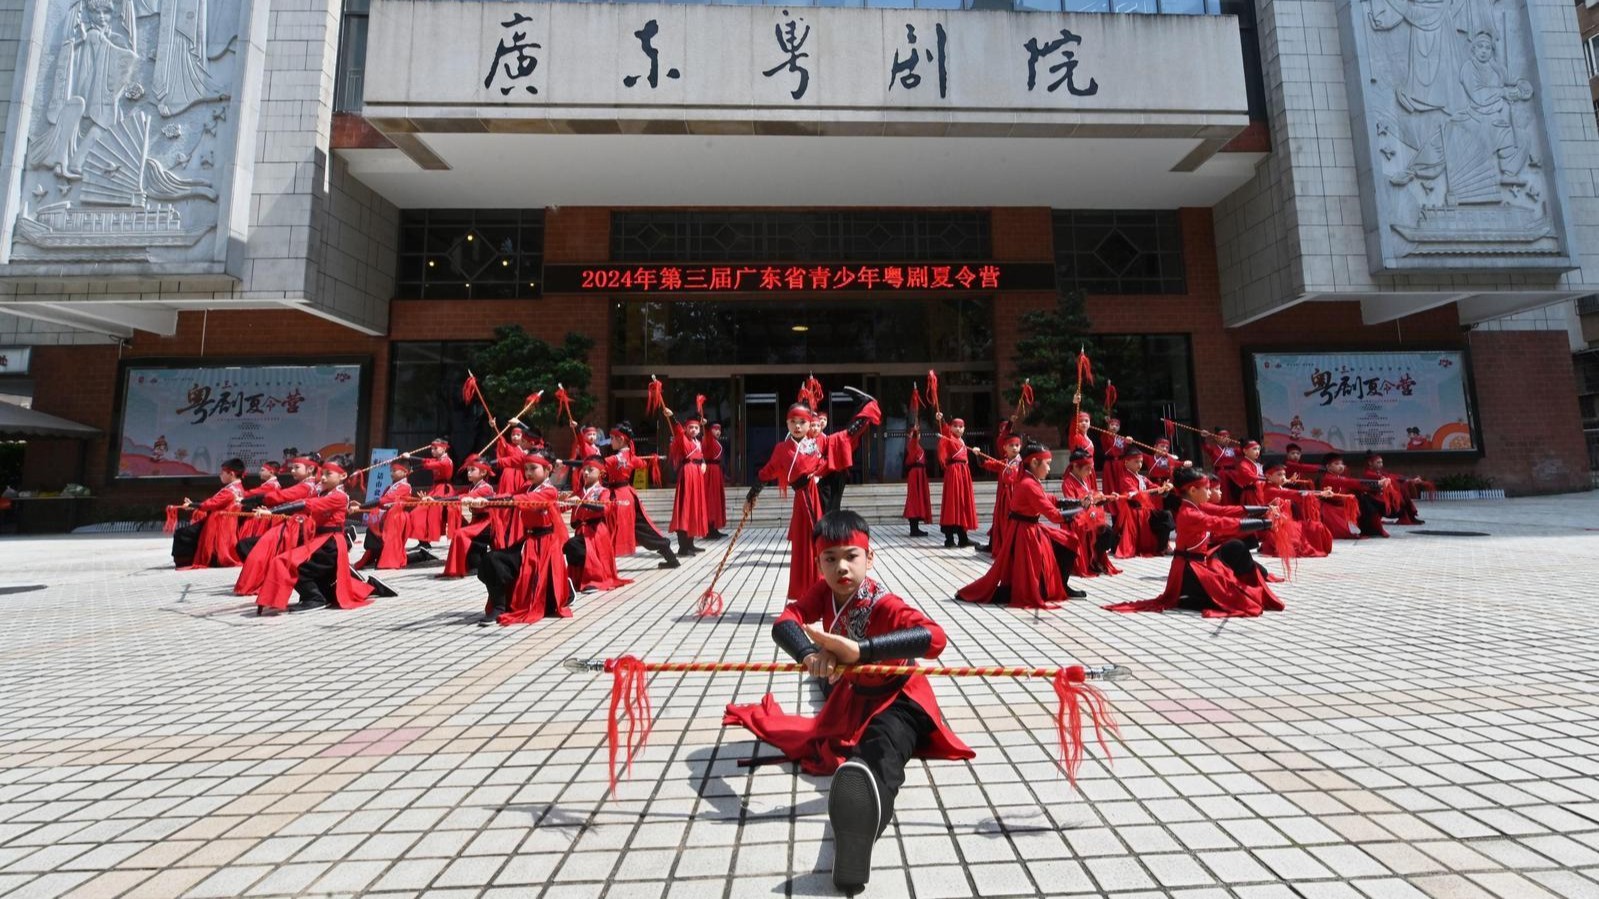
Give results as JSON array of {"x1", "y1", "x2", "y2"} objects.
[
  {"x1": 611, "y1": 211, "x2": 991, "y2": 263},
  {"x1": 1052, "y1": 209, "x2": 1186, "y2": 295},
  {"x1": 334, "y1": 0, "x2": 370, "y2": 113},
  {"x1": 395, "y1": 210, "x2": 546, "y2": 300}
]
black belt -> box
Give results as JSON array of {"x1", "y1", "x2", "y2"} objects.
[
  {"x1": 1009, "y1": 513, "x2": 1040, "y2": 523},
  {"x1": 906, "y1": 462, "x2": 925, "y2": 469},
  {"x1": 316, "y1": 526, "x2": 342, "y2": 535},
  {"x1": 525, "y1": 526, "x2": 554, "y2": 537},
  {"x1": 606, "y1": 480, "x2": 631, "y2": 489},
  {"x1": 1175, "y1": 550, "x2": 1206, "y2": 561},
  {"x1": 947, "y1": 459, "x2": 968, "y2": 466},
  {"x1": 789, "y1": 479, "x2": 811, "y2": 491}
]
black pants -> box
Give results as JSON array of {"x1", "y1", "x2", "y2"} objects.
[
  {"x1": 1149, "y1": 510, "x2": 1175, "y2": 550},
  {"x1": 171, "y1": 522, "x2": 203, "y2": 566},
  {"x1": 818, "y1": 472, "x2": 846, "y2": 515},
  {"x1": 564, "y1": 534, "x2": 586, "y2": 574},
  {"x1": 1178, "y1": 540, "x2": 1255, "y2": 610},
  {"x1": 237, "y1": 535, "x2": 260, "y2": 560},
  {"x1": 295, "y1": 540, "x2": 340, "y2": 605},
  {"x1": 633, "y1": 512, "x2": 677, "y2": 563},
  {"x1": 1094, "y1": 524, "x2": 1117, "y2": 558},
  {"x1": 851, "y1": 694, "x2": 935, "y2": 827},
  {"x1": 362, "y1": 528, "x2": 384, "y2": 564},
  {"x1": 1355, "y1": 494, "x2": 1387, "y2": 535},
  {"x1": 478, "y1": 541, "x2": 525, "y2": 615}
]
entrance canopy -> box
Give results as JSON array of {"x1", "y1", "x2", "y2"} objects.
[{"x1": 0, "y1": 400, "x2": 101, "y2": 440}]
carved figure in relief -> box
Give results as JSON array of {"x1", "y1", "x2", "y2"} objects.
[
  {"x1": 26, "y1": 0, "x2": 142, "y2": 180},
  {"x1": 1367, "y1": 0, "x2": 1457, "y2": 113},
  {"x1": 1457, "y1": 31, "x2": 1533, "y2": 183},
  {"x1": 148, "y1": 0, "x2": 231, "y2": 116}
]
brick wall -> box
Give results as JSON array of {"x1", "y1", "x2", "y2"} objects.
[{"x1": 1460, "y1": 330, "x2": 1590, "y2": 494}]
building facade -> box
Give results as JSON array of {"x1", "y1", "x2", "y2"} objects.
[{"x1": 0, "y1": 0, "x2": 1592, "y2": 515}]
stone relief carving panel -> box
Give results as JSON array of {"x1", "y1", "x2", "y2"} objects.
[
  {"x1": 1340, "y1": 0, "x2": 1573, "y2": 271},
  {"x1": 8, "y1": 0, "x2": 244, "y2": 265}
]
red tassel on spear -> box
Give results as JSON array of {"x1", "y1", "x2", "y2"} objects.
[
  {"x1": 1076, "y1": 350, "x2": 1095, "y2": 388},
  {"x1": 570, "y1": 656, "x2": 1127, "y2": 794},
  {"x1": 805, "y1": 375, "x2": 824, "y2": 410},
  {"x1": 925, "y1": 369, "x2": 940, "y2": 414},
  {"x1": 695, "y1": 394, "x2": 706, "y2": 419},
  {"x1": 164, "y1": 505, "x2": 182, "y2": 534},
  {"x1": 645, "y1": 376, "x2": 664, "y2": 417},
  {"x1": 461, "y1": 373, "x2": 480, "y2": 405},
  {"x1": 1163, "y1": 417, "x2": 1177, "y2": 444},
  {"x1": 1104, "y1": 380, "x2": 1118, "y2": 416},
  {"x1": 1019, "y1": 379, "x2": 1035, "y2": 413},
  {"x1": 909, "y1": 384, "x2": 922, "y2": 420},
  {"x1": 555, "y1": 383, "x2": 573, "y2": 424},
  {"x1": 1267, "y1": 498, "x2": 1301, "y2": 581}
]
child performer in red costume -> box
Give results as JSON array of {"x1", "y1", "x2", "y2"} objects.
[
  {"x1": 254, "y1": 462, "x2": 376, "y2": 616},
  {"x1": 1060, "y1": 449, "x2": 1120, "y2": 577},
  {"x1": 902, "y1": 421, "x2": 932, "y2": 537},
  {"x1": 1203, "y1": 428, "x2": 1242, "y2": 502},
  {"x1": 237, "y1": 461, "x2": 281, "y2": 542},
  {"x1": 1363, "y1": 451, "x2": 1425, "y2": 525},
  {"x1": 724, "y1": 511, "x2": 974, "y2": 893},
  {"x1": 353, "y1": 459, "x2": 416, "y2": 570},
  {"x1": 565, "y1": 459, "x2": 632, "y2": 593},
  {"x1": 1145, "y1": 438, "x2": 1176, "y2": 486},
  {"x1": 1260, "y1": 464, "x2": 1334, "y2": 558},
  {"x1": 1283, "y1": 443, "x2": 1318, "y2": 480},
  {"x1": 813, "y1": 387, "x2": 880, "y2": 514},
  {"x1": 495, "y1": 422, "x2": 535, "y2": 494},
  {"x1": 958, "y1": 442, "x2": 1088, "y2": 606},
  {"x1": 703, "y1": 421, "x2": 728, "y2": 539},
  {"x1": 234, "y1": 457, "x2": 320, "y2": 595},
  {"x1": 476, "y1": 449, "x2": 572, "y2": 626},
  {"x1": 746, "y1": 392, "x2": 878, "y2": 599},
  {"x1": 975, "y1": 417, "x2": 1022, "y2": 555},
  {"x1": 404, "y1": 439, "x2": 455, "y2": 546},
  {"x1": 442, "y1": 458, "x2": 500, "y2": 577},
  {"x1": 1097, "y1": 417, "x2": 1127, "y2": 487},
  {"x1": 661, "y1": 404, "x2": 709, "y2": 558},
  {"x1": 1105, "y1": 448, "x2": 1176, "y2": 558},
  {"x1": 171, "y1": 458, "x2": 246, "y2": 569},
  {"x1": 1105, "y1": 467, "x2": 1284, "y2": 618},
  {"x1": 603, "y1": 421, "x2": 679, "y2": 569},
  {"x1": 1224, "y1": 440, "x2": 1266, "y2": 506},
  {"x1": 933, "y1": 411, "x2": 978, "y2": 548},
  {"x1": 1317, "y1": 453, "x2": 1391, "y2": 538}
]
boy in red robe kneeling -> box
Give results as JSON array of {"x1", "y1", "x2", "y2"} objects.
[
  {"x1": 171, "y1": 458, "x2": 247, "y2": 569},
  {"x1": 725, "y1": 511, "x2": 974, "y2": 893},
  {"x1": 254, "y1": 462, "x2": 376, "y2": 616},
  {"x1": 565, "y1": 459, "x2": 632, "y2": 593},
  {"x1": 957, "y1": 442, "x2": 1088, "y2": 606},
  {"x1": 477, "y1": 450, "x2": 572, "y2": 626},
  {"x1": 1105, "y1": 467, "x2": 1283, "y2": 618}
]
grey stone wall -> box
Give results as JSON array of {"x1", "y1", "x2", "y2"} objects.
[{"x1": 1215, "y1": 0, "x2": 1599, "y2": 326}]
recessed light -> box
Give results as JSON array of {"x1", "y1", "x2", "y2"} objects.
[
  {"x1": 501, "y1": 260, "x2": 509, "y2": 267},
  {"x1": 427, "y1": 260, "x2": 435, "y2": 267},
  {"x1": 791, "y1": 325, "x2": 809, "y2": 332},
  {"x1": 466, "y1": 234, "x2": 474, "y2": 241}
]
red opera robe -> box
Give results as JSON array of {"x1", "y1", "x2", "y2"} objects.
[
  {"x1": 411, "y1": 456, "x2": 455, "y2": 542},
  {"x1": 1068, "y1": 429, "x2": 1095, "y2": 463},
  {"x1": 256, "y1": 487, "x2": 375, "y2": 612},
  {"x1": 902, "y1": 431, "x2": 932, "y2": 521},
  {"x1": 1285, "y1": 459, "x2": 1320, "y2": 481},
  {"x1": 1098, "y1": 431, "x2": 1127, "y2": 485},
  {"x1": 1207, "y1": 444, "x2": 1242, "y2": 502},
  {"x1": 957, "y1": 475, "x2": 1079, "y2": 608},
  {"x1": 441, "y1": 481, "x2": 499, "y2": 577},
  {"x1": 1060, "y1": 470, "x2": 1120, "y2": 577},
  {"x1": 980, "y1": 455, "x2": 1021, "y2": 557},
  {"x1": 358, "y1": 479, "x2": 414, "y2": 570},
  {"x1": 571, "y1": 485, "x2": 632, "y2": 591},
  {"x1": 1366, "y1": 466, "x2": 1423, "y2": 524},
  {"x1": 1145, "y1": 455, "x2": 1174, "y2": 486},
  {"x1": 667, "y1": 420, "x2": 709, "y2": 537},
  {"x1": 1105, "y1": 501, "x2": 1283, "y2": 618},
  {"x1": 936, "y1": 423, "x2": 978, "y2": 531},
  {"x1": 1317, "y1": 472, "x2": 1384, "y2": 538},
  {"x1": 180, "y1": 481, "x2": 245, "y2": 569},
  {"x1": 1226, "y1": 458, "x2": 1265, "y2": 506},
  {"x1": 1260, "y1": 486, "x2": 1332, "y2": 558},
  {"x1": 755, "y1": 436, "x2": 827, "y2": 600},
  {"x1": 237, "y1": 477, "x2": 279, "y2": 540},
  {"x1": 233, "y1": 478, "x2": 317, "y2": 595},
  {"x1": 724, "y1": 578, "x2": 975, "y2": 775},
  {"x1": 703, "y1": 433, "x2": 728, "y2": 530},
  {"x1": 495, "y1": 438, "x2": 529, "y2": 495},
  {"x1": 1106, "y1": 471, "x2": 1166, "y2": 559},
  {"x1": 498, "y1": 482, "x2": 573, "y2": 625},
  {"x1": 603, "y1": 448, "x2": 656, "y2": 557}
]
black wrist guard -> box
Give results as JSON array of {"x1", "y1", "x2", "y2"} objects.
[
  {"x1": 1060, "y1": 506, "x2": 1085, "y2": 521},
  {"x1": 772, "y1": 619, "x2": 819, "y2": 663},
  {"x1": 856, "y1": 627, "x2": 932, "y2": 664},
  {"x1": 271, "y1": 500, "x2": 307, "y2": 515},
  {"x1": 1057, "y1": 497, "x2": 1083, "y2": 510},
  {"x1": 239, "y1": 495, "x2": 264, "y2": 510},
  {"x1": 1243, "y1": 505, "x2": 1269, "y2": 516},
  {"x1": 1237, "y1": 518, "x2": 1271, "y2": 534},
  {"x1": 846, "y1": 416, "x2": 870, "y2": 437}
]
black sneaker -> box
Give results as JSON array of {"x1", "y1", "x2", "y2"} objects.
[
  {"x1": 287, "y1": 598, "x2": 329, "y2": 612},
  {"x1": 1067, "y1": 586, "x2": 1088, "y2": 599},
  {"x1": 944, "y1": 535, "x2": 956, "y2": 548},
  {"x1": 829, "y1": 760, "x2": 882, "y2": 893},
  {"x1": 658, "y1": 558, "x2": 681, "y2": 569}
]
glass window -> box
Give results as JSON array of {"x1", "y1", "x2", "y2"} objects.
[
  {"x1": 333, "y1": 0, "x2": 370, "y2": 113},
  {"x1": 611, "y1": 211, "x2": 990, "y2": 262},
  {"x1": 1052, "y1": 209, "x2": 1186, "y2": 295},
  {"x1": 387, "y1": 342, "x2": 492, "y2": 466},
  {"x1": 1089, "y1": 333, "x2": 1198, "y2": 455},
  {"x1": 395, "y1": 210, "x2": 545, "y2": 300}
]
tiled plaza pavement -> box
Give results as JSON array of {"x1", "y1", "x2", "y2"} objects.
[{"x1": 1, "y1": 493, "x2": 1597, "y2": 899}]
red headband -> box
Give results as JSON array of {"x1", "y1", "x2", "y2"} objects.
[
  {"x1": 815, "y1": 532, "x2": 871, "y2": 553},
  {"x1": 289, "y1": 456, "x2": 317, "y2": 468},
  {"x1": 950, "y1": 418, "x2": 965, "y2": 427},
  {"x1": 1004, "y1": 435, "x2": 1023, "y2": 446},
  {"x1": 430, "y1": 438, "x2": 449, "y2": 448},
  {"x1": 322, "y1": 462, "x2": 346, "y2": 476},
  {"x1": 465, "y1": 459, "x2": 494, "y2": 474},
  {"x1": 389, "y1": 460, "x2": 410, "y2": 471},
  {"x1": 787, "y1": 405, "x2": 818, "y2": 423},
  {"x1": 1023, "y1": 449, "x2": 1052, "y2": 465}
]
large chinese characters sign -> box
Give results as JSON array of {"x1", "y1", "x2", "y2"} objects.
[
  {"x1": 1248, "y1": 350, "x2": 1478, "y2": 455},
  {"x1": 542, "y1": 262, "x2": 1055, "y2": 294},
  {"x1": 365, "y1": 2, "x2": 1246, "y2": 129},
  {"x1": 116, "y1": 364, "x2": 364, "y2": 479}
]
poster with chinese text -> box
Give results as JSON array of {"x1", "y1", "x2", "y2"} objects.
[
  {"x1": 1250, "y1": 351, "x2": 1476, "y2": 454},
  {"x1": 117, "y1": 364, "x2": 363, "y2": 478}
]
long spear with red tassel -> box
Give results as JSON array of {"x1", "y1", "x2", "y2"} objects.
[
  {"x1": 691, "y1": 497, "x2": 756, "y2": 617},
  {"x1": 567, "y1": 656, "x2": 1130, "y2": 794},
  {"x1": 462, "y1": 370, "x2": 498, "y2": 428},
  {"x1": 475, "y1": 391, "x2": 543, "y2": 458}
]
